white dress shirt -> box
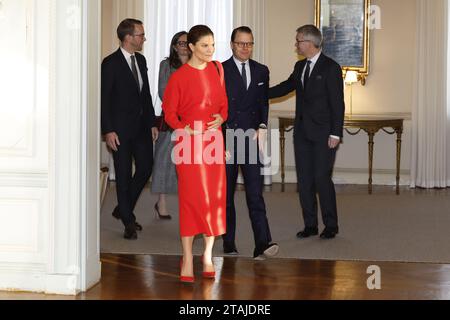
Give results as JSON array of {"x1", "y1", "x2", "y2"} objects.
[
  {"x1": 120, "y1": 47, "x2": 143, "y2": 91},
  {"x1": 302, "y1": 51, "x2": 340, "y2": 142}
]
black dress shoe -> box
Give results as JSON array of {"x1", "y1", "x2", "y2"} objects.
[
  {"x1": 134, "y1": 222, "x2": 143, "y2": 231},
  {"x1": 124, "y1": 224, "x2": 138, "y2": 240},
  {"x1": 113, "y1": 207, "x2": 142, "y2": 231},
  {"x1": 320, "y1": 228, "x2": 339, "y2": 239},
  {"x1": 112, "y1": 207, "x2": 121, "y2": 219},
  {"x1": 296, "y1": 227, "x2": 319, "y2": 238},
  {"x1": 223, "y1": 242, "x2": 238, "y2": 255}
]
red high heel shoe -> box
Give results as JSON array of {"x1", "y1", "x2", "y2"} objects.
[
  {"x1": 180, "y1": 258, "x2": 194, "y2": 283},
  {"x1": 201, "y1": 255, "x2": 216, "y2": 279}
]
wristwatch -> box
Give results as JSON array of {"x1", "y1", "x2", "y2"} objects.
[{"x1": 259, "y1": 124, "x2": 268, "y2": 129}]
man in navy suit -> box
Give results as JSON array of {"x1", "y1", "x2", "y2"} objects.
[
  {"x1": 269, "y1": 25, "x2": 345, "y2": 239},
  {"x1": 101, "y1": 19, "x2": 158, "y2": 240},
  {"x1": 222, "y1": 26, "x2": 279, "y2": 260}
]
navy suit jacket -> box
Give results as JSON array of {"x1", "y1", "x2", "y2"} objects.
[
  {"x1": 269, "y1": 53, "x2": 345, "y2": 141},
  {"x1": 101, "y1": 48, "x2": 156, "y2": 139},
  {"x1": 223, "y1": 57, "x2": 270, "y2": 131}
]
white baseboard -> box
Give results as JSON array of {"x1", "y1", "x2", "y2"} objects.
[
  {"x1": 0, "y1": 271, "x2": 80, "y2": 295},
  {"x1": 0, "y1": 259, "x2": 101, "y2": 295},
  {"x1": 45, "y1": 274, "x2": 80, "y2": 295},
  {"x1": 0, "y1": 272, "x2": 46, "y2": 294},
  {"x1": 0, "y1": 266, "x2": 86, "y2": 295}
]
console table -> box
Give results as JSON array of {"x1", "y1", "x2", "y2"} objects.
[{"x1": 279, "y1": 115, "x2": 404, "y2": 194}]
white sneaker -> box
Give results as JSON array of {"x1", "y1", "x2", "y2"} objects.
[
  {"x1": 253, "y1": 254, "x2": 266, "y2": 261},
  {"x1": 263, "y1": 243, "x2": 279, "y2": 257}
]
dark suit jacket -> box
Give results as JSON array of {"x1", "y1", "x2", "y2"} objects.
[
  {"x1": 223, "y1": 57, "x2": 269, "y2": 131},
  {"x1": 101, "y1": 48, "x2": 155, "y2": 139},
  {"x1": 269, "y1": 53, "x2": 345, "y2": 141}
]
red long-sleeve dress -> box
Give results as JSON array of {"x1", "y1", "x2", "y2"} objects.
[{"x1": 162, "y1": 61, "x2": 228, "y2": 237}]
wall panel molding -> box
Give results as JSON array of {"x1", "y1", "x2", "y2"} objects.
[
  {"x1": 0, "y1": 0, "x2": 35, "y2": 158},
  {"x1": 0, "y1": 173, "x2": 48, "y2": 188},
  {"x1": 0, "y1": 186, "x2": 48, "y2": 266},
  {"x1": 0, "y1": 262, "x2": 46, "y2": 273}
]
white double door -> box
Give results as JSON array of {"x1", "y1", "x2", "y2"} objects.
[{"x1": 0, "y1": 0, "x2": 102, "y2": 295}]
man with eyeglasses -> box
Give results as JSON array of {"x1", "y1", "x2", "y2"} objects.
[
  {"x1": 269, "y1": 24, "x2": 345, "y2": 240},
  {"x1": 222, "y1": 26, "x2": 279, "y2": 260},
  {"x1": 101, "y1": 18, "x2": 158, "y2": 240}
]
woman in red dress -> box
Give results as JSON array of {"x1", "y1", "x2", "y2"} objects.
[{"x1": 162, "y1": 25, "x2": 228, "y2": 283}]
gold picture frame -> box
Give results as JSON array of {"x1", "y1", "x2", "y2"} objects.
[{"x1": 315, "y1": 0, "x2": 370, "y2": 84}]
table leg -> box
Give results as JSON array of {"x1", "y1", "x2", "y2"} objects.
[
  {"x1": 368, "y1": 132, "x2": 375, "y2": 194},
  {"x1": 280, "y1": 126, "x2": 286, "y2": 192},
  {"x1": 396, "y1": 129, "x2": 403, "y2": 195}
]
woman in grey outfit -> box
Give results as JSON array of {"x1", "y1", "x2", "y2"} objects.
[{"x1": 151, "y1": 31, "x2": 189, "y2": 219}]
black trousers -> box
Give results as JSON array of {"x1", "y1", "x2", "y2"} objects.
[
  {"x1": 293, "y1": 125, "x2": 338, "y2": 230},
  {"x1": 112, "y1": 125, "x2": 153, "y2": 227},
  {"x1": 223, "y1": 137, "x2": 272, "y2": 250}
]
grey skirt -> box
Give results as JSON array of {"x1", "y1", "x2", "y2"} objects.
[{"x1": 151, "y1": 131, "x2": 178, "y2": 194}]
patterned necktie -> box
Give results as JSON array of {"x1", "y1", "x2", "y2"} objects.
[
  {"x1": 241, "y1": 62, "x2": 247, "y2": 90},
  {"x1": 130, "y1": 55, "x2": 140, "y2": 90},
  {"x1": 303, "y1": 60, "x2": 312, "y2": 89}
]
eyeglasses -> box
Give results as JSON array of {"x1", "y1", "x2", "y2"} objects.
[
  {"x1": 233, "y1": 42, "x2": 255, "y2": 48},
  {"x1": 133, "y1": 33, "x2": 146, "y2": 38},
  {"x1": 177, "y1": 41, "x2": 188, "y2": 47},
  {"x1": 296, "y1": 39, "x2": 311, "y2": 44}
]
